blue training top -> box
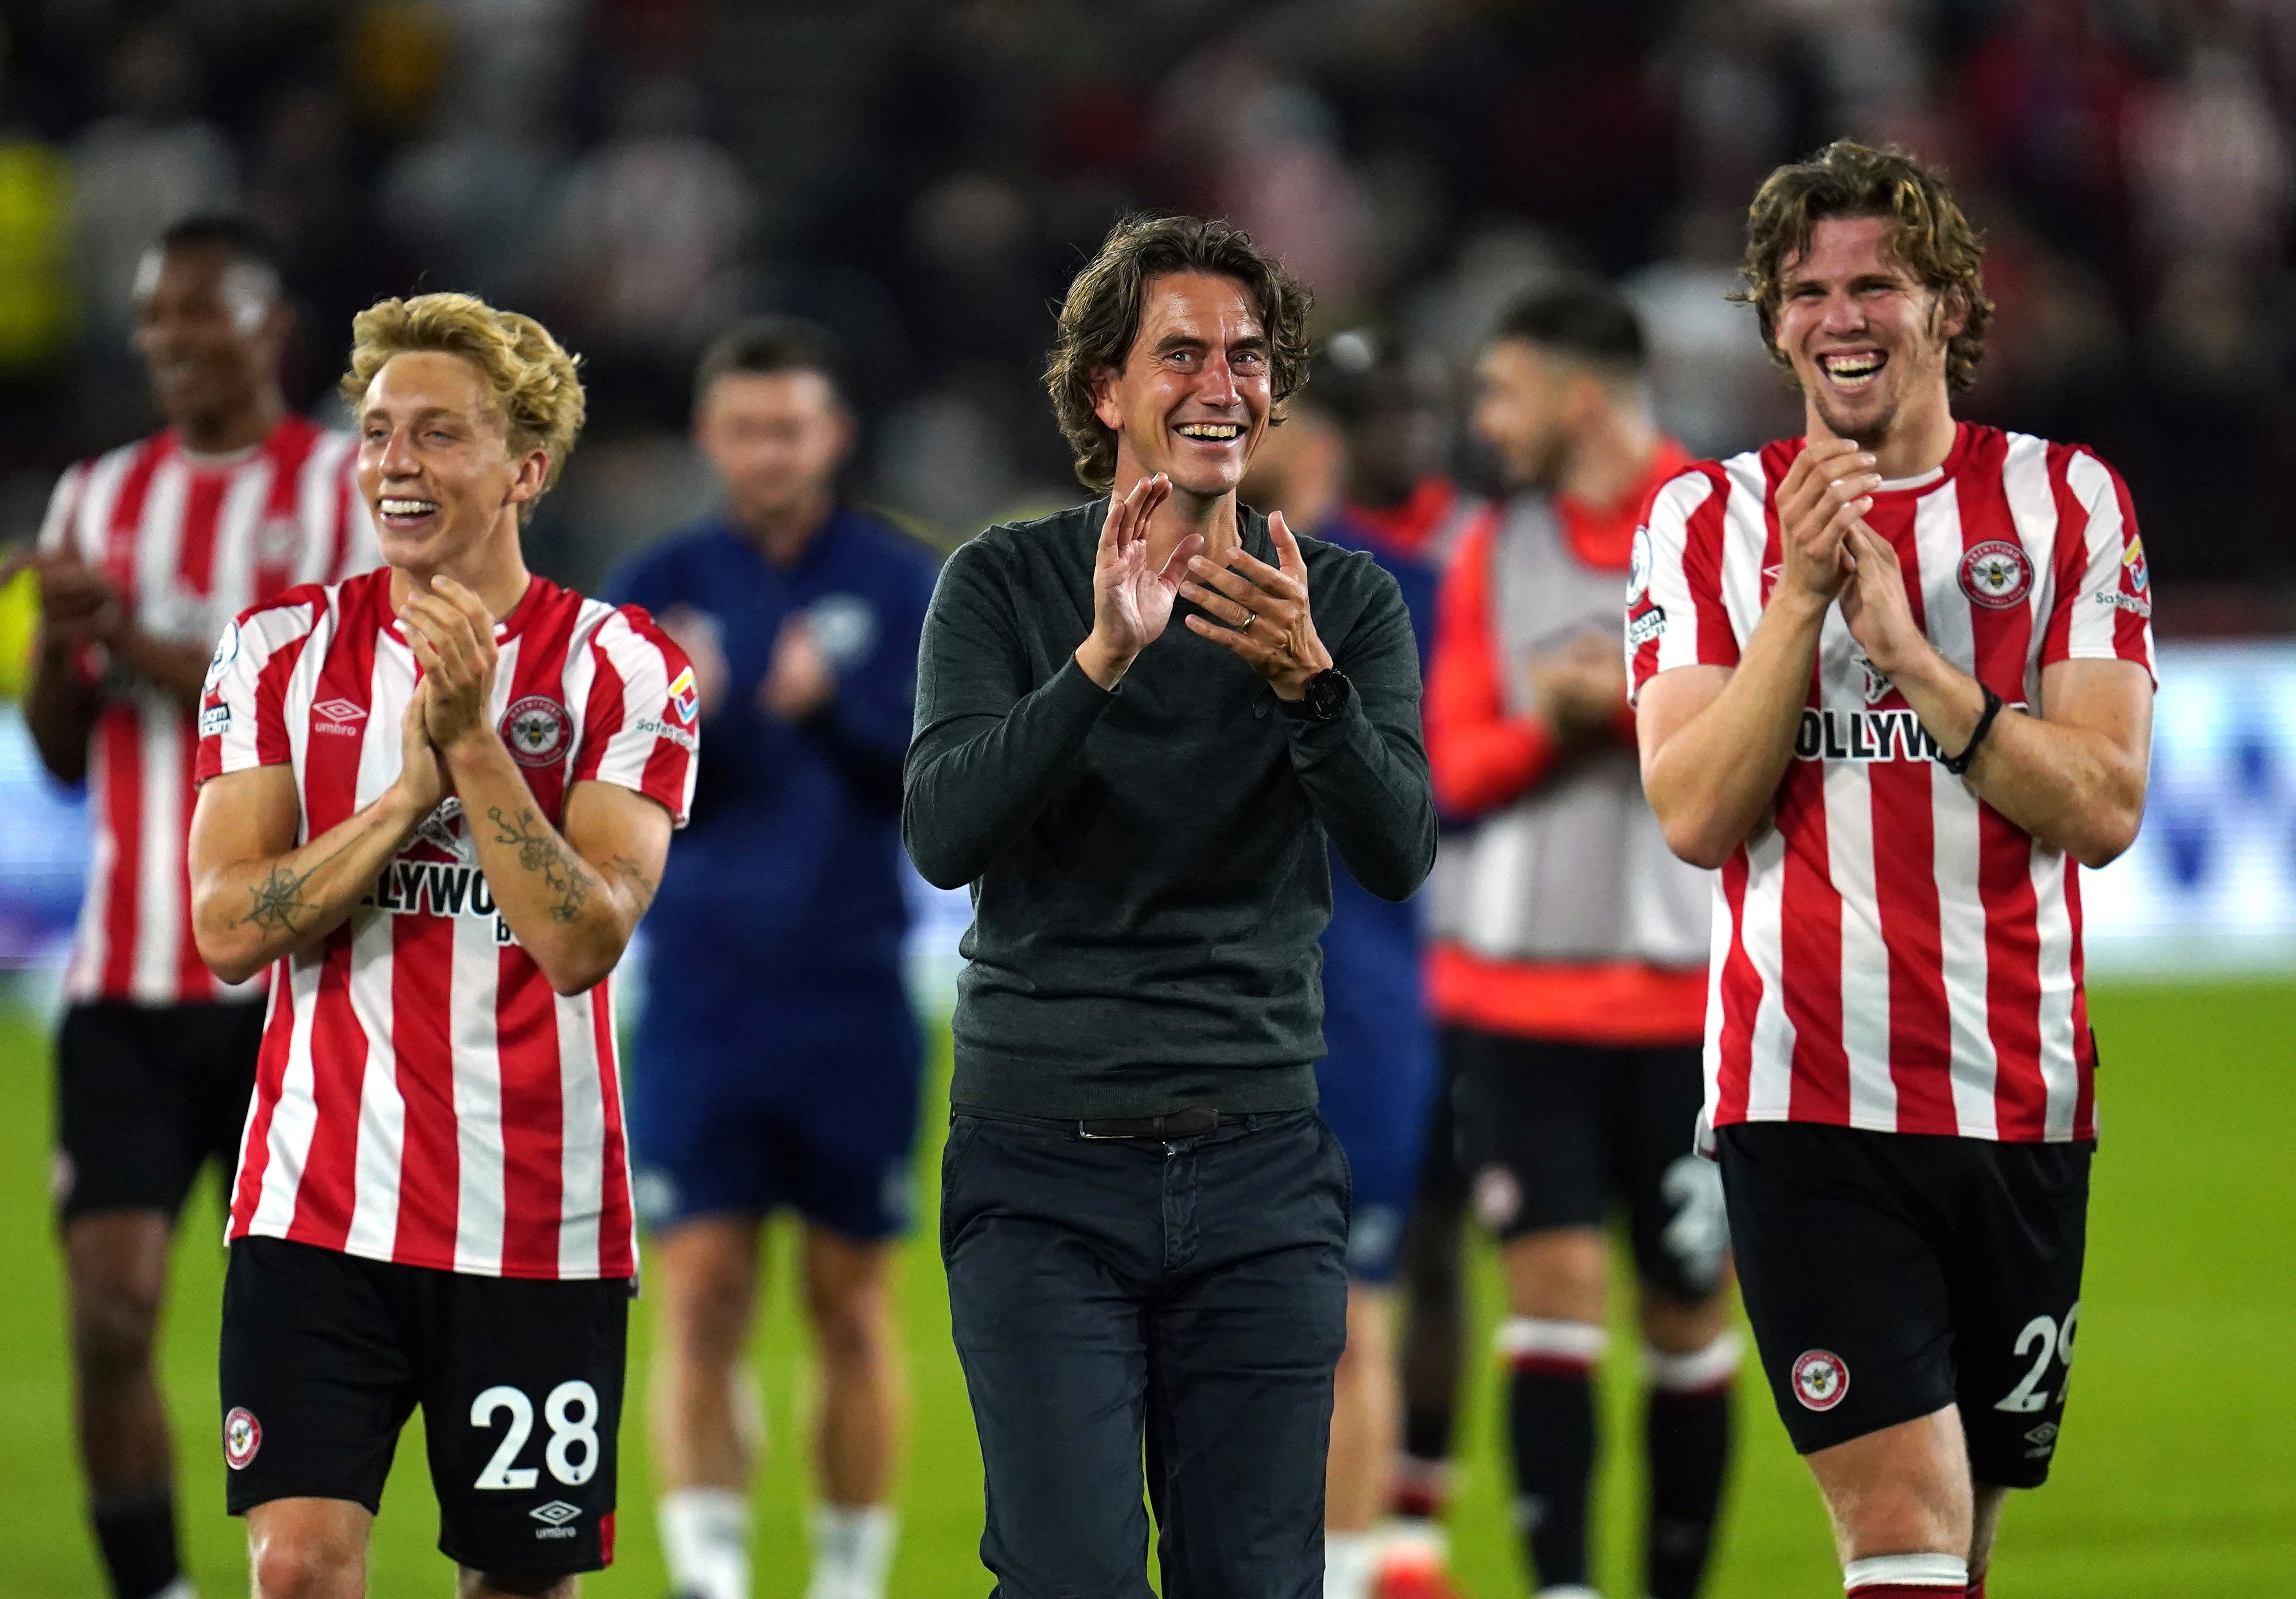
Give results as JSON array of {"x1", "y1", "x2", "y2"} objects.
[
  {"x1": 605, "y1": 507, "x2": 941, "y2": 985},
  {"x1": 1314, "y1": 506, "x2": 1441, "y2": 958}
]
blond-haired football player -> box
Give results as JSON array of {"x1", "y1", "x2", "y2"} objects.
[{"x1": 188, "y1": 293, "x2": 697, "y2": 1598}]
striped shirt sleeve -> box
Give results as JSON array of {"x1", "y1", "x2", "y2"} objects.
[
  {"x1": 570, "y1": 606, "x2": 699, "y2": 827},
  {"x1": 195, "y1": 597, "x2": 318, "y2": 783},
  {"x1": 2043, "y1": 448, "x2": 2156, "y2": 684},
  {"x1": 1626, "y1": 466, "x2": 1733, "y2": 704}
]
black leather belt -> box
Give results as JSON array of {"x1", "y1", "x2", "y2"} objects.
[
  {"x1": 1076, "y1": 1106, "x2": 1223, "y2": 1141},
  {"x1": 951, "y1": 1103, "x2": 1229, "y2": 1141}
]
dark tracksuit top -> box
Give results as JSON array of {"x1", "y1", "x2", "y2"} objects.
[{"x1": 902, "y1": 497, "x2": 1437, "y2": 1120}]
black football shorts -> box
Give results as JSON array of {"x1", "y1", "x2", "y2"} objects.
[
  {"x1": 1717, "y1": 1121, "x2": 2091, "y2": 1487},
  {"x1": 1452, "y1": 1028, "x2": 1729, "y2": 1303},
  {"x1": 219, "y1": 1235, "x2": 631, "y2": 1573},
  {"x1": 54, "y1": 999, "x2": 264, "y2": 1223}
]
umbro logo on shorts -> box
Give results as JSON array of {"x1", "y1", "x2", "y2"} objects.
[
  {"x1": 530, "y1": 1500, "x2": 582, "y2": 1526},
  {"x1": 1792, "y1": 1349, "x2": 1849, "y2": 1411}
]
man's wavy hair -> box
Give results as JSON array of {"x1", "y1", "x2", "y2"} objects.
[
  {"x1": 1736, "y1": 140, "x2": 1993, "y2": 394},
  {"x1": 342, "y1": 292, "x2": 587, "y2": 523},
  {"x1": 1045, "y1": 214, "x2": 1313, "y2": 492}
]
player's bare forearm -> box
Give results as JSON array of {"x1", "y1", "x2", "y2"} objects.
[
  {"x1": 190, "y1": 770, "x2": 430, "y2": 983},
  {"x1": 107, "y1": 625, "x2": 212, "y2": 710},
  {"x1": 1639, "y1": 587, "x2": 1830, "y2": 868},
  {"x1": 1887, "y1": 649, "x2": 2152, "y2": 868},
  {"x1": 448, "y1": 732, "x2": 668, "y2": 995},
  {"x1": 25, "y1": 634, "x2": 98, "y2": 785}
]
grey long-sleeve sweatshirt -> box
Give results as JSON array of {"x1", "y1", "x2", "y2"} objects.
[{"x1": 902, "y1": 498, "x2": 1436, "y2": 1119}]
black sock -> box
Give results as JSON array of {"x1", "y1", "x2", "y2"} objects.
[
  {"x1": 1402, "y1": 1400, "x2": 1453, "y2": 1468},
  {"x1": 92, "y1": 1489, "x2": 181, "y2": 1599},
  {"x1": 1646, "y1": 1383, "x2": 1732, "y2": 1599},
  {"x1": 1508, "y1": 1361, "x2": 1597, "y2": 1589}
]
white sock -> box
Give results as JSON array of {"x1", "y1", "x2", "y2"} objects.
[
  {"x1": 1325, "y1": 1529, "x2": 1378, "y2": 1599},
  {"x1": 151, "y1": 1581, "x2": 196, "y2": 1599},
  {"x1": 1843, "y1": 1552, "x2": 1969, "y2": 1591},
  {"x1": 805, "y1": 1502, "x2": 897, "y2": 1599},
  {"x1": 660, "y1": 1487, "x2": 751, "y2": 1599}
]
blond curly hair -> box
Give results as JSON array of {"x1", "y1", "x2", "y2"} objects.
[{"x1": 342, "y1": 293, "x2": 587, "y2": 519}]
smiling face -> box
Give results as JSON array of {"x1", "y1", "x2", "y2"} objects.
[
  {"x1": 132, "y1": 242, "x2": 282, "y2": 434},
  {"x1": 1774, "y1": 215, "x2": 1962, "y2": 449},
  {"x1": 356, "y1": 350, "x2": 546, "y2": 574},
  {"x1": 1091, "y1": 272, "x2": 1272, "y2": 501}
]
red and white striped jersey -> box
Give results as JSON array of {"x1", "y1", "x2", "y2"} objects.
[
  {"x1": 196, "y1": 569, "x2": 698, "y2": 1280},
  {"x1": 1626, "y1": 423, "x2": 2156, "y2": 1147},
  {"x1": 39, "y1": 418, "x2": 377, "y2": 1005}
]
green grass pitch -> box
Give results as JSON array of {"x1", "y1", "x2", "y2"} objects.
[{"x1": 1, "y1": 980, "x2": 2289, "y2": 1596}]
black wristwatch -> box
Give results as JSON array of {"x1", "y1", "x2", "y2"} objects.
[{"x1": 1288, "y1": 667, "x2": 1352, "y2": 722}]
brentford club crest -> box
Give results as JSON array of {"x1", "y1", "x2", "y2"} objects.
[
  {"x1": 1792, "y1": 1349, "x2": 1849, "y2": 1411},
  {"x1": 224, "y1": 1406, "x2": 263, "y2": 1469},
  {"x1": 1959, "y1": 540, "x2": 2034, "y2": 611},
  {"x1": 500, "y1": 696, "x2": 572, "y2": 768}
]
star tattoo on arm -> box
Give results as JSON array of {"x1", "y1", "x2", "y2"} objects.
[{"x1": 240, "y1": 862, "x2": 317, "y2": 937}]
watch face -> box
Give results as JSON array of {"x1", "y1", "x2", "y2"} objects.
[{"x1": 1307, "y1": 670, "x2": 1347, "y2": 718}]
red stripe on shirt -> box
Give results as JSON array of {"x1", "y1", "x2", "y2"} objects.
[
  {"x1": 174, "y1": 471, "x2": 227, "y2": 596},
  {"x1": 592, "y1": 990, "x2": 634, "y2": 1277},
  {"x1": 1978, "y1": 805, "x2": 2049, "y2": 1138},
  {"x1": 97, "y1": 710, "x2": 143, "y2": 999},
  {"x1": 228, "y1": 991, "x2": 295, "y2": 1237},
  {"x1": 252, "y1": 418, "x2": 321, "y2": 595},
  {"x1": 1775, "y1": 762, "x2": 1851, "y2": 1124},
  {"x1": 173, "y1": 730, "x2": 214, "y2": 1002},
  {"x1": 2067, "y1": 866, "x2": 2096, "y2": 1140},
  {"x1": 2102, "y1": 456, "x2": 2150, "y2": 662},
  {"x1": 495, "y1": 950, "x2": 565, "y2": 1277},
  {"x1": 103, "y1": 439, "x2": 166, "y2": 585},
  {"x1": 1711, "y1": 849, "x2": 1759, "y2": 1127},
  {"x1": 287, "y1": 939, "x2": 366, "y2": 1251},
  {"x1": 1683, "y1": 467, "x2": 1738, "y2": 667},
  {"x1": 390, "y1": 910, "x2": 460, "y2": 1266},
  {"x1": 571, "y1": 644, "x2": 628, "y2": 786},
  {"x1": 2039, "y1": 444, "x2": 2089, "y2": 667},
  {"x1": 1872, "y1": 758, "x2": 1956, "y2": 1133}
]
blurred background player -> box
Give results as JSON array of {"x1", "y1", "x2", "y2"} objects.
[
  {"x1": 1426, "y1": 278, "x2": 1733, "y2": 1599},
  {"x1": 605, "y1": 318, "x2": 938, "y2": 1599},
  {"x1": 1239, "y1": 330, "x2": 1477, "y2": 1599},
  {"x1": 30, "y1": 214, "x2": 372, "y2": 1599}
]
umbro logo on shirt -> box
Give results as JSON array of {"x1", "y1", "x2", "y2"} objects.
[{"x1": 313, "y1": 699, "x2": 369, "y2": 736}]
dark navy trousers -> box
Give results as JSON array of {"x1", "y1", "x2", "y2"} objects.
[{"x1": 942, "y1": 1107, "x2": 1351, "y2": 1599}]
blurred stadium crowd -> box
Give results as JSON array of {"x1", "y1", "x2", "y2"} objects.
[{"x1": 0, "y1": 0, "x2": 2289, "y2": 608}]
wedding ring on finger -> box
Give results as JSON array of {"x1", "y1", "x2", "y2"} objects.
[{"x1": 1238, "y1": 611, "x2": 1257, "y2": 629}]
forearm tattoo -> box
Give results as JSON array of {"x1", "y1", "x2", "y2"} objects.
[
  {"x1": 234, "y1": 823, "x2": 376, "y2": 940},
  {"x1": 241, "y1": 862, "x2": 318, "y2": 938},
  {"x1": 489, "y1": 804, "x2": 594, "y2": 924},
  {"x1": 603, "y1": 853, "x2": 659, "y2": 915}
]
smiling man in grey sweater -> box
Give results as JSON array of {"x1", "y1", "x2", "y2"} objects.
[{"x1": 904, "y1": 215, "x2": 1436, "y2": 1597}]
